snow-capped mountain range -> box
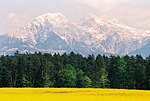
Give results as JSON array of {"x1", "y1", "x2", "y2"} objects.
[{"x1": 0, "y1": 13, "x2": 150, "y2": 56}]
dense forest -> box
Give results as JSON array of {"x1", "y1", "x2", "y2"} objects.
[{"x1": 0, "y1": 51, "x2": 149, "y2": 90}]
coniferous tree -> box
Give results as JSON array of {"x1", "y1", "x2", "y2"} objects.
[
  {"x1": 123, "y1": 55, "x2": 136, "y2": 89},
  {"x1": 94, "y1": 55, "x2": 109, "y2": 88},
  {"x1": 7, "y1": 57, "x2": 18, "y2": 87},
  {"x1": 16, "y1": 56, "x2": 30, "y2": 87},
  {"x1": 118, "y1": 57, "x2": 126, "y2": 88},
  {"x1": 0, "y1": 66, "x2": 12, "y2": 87},
  {"x1": 86, "y1": 54, "x2": 96, "y2": 84},
  {"x1": 108, "y1": 56, "x2": 120, "y2": 88},
  {"x1": 134, "y1": 55, "x2": 146, "y2": 89}
]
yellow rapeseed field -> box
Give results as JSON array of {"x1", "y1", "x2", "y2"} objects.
[{"x1": 0, "y1": 88, "x2": 149, "y2": 101}]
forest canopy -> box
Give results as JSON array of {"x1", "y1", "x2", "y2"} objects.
[{"x1": 0, "y1": 51, "x2": 149, "y2": 90}]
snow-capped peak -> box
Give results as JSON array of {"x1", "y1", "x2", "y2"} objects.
[
  {"x1": 34, "y1": 12, "x2": 69, "y2": 25},
  {"x1": 36, "y1": 12, "x2": 66, "y2": 21},
  {"x1": 82, "y1": 14, "x2": 100, "y2": 22},
  {"x1": 78, "y1": 15, "x2": 100, "y2": 28}
]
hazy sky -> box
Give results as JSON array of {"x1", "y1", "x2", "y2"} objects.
[{"x1": 0, "y1": 0, "x2": 150, "y2": 34}]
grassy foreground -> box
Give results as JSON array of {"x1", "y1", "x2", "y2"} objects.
[{"x1": 0, "y1": 88, "x2": 149, "y2": 101}]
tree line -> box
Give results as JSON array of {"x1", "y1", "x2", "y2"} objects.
[{"x1": 0, "y1": 51, "x2": 149, "y2": 90}]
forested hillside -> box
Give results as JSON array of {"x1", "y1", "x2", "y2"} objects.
[{"x1": 0, "y1": 51, "x2": 149, "y2": 90}]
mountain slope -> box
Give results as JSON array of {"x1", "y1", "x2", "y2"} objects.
[
  {"x1": 129, "y1": 40, "x2": 150, "y2": 57},
  {"x1": 0, "y1": 13, "x2": 150, "y2": 56}
]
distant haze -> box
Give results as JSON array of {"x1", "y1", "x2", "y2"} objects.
[{"x1": 0, "y1": 0, "x2": 150, "y2": 34}]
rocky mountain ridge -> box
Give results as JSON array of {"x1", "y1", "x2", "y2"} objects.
[{"x1": 0, "y1": 13, "x2": 150, "y2": 56}]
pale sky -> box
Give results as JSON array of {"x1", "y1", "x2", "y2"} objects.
[{"x1": 0, "y1": 0, "x2": 150, "y2": 34}]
